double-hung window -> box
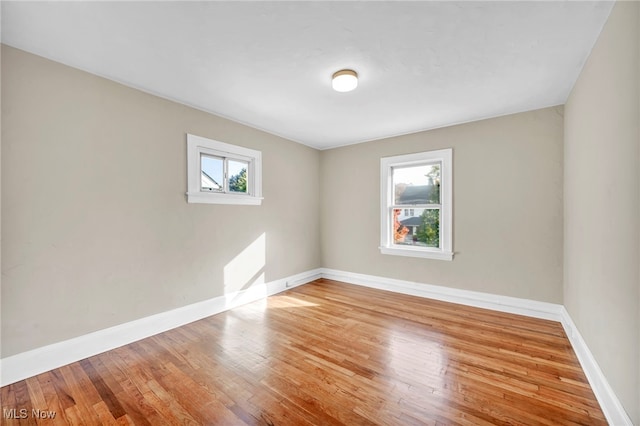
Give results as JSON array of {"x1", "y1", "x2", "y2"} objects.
[
  {"x1": 380, "y1": 148, "x2": 453, "y2": 260},
  {"x1": 186, "y1": 133, "x2": 263, "y2": 205}
]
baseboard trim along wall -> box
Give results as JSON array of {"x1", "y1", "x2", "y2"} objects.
[
  {"x1": 319, "y1": 268, "x2": 632, "y2": 426},
  {"x1": 1, "y1": 267, "x2": 631, "y2": 425},
  {"x1": 320, "y1": 268, "x2": 564, "y2": 321},
  {"x1": 559, "y1": 307, "x2": 634, "y2": 426},
  {"x1": 0, "y1": 268, "x2": 323, "y2": 387}
]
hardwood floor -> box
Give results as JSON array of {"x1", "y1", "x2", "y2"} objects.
[{"x1": 1, "y1": 279, "x2": 606, "y2": 425}]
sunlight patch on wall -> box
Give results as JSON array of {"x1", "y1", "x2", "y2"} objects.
[{"x1": 223, "y1": 232, "x2": 266, "y2": 299}]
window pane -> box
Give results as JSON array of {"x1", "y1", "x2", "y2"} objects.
[
  {"x1": 201, "y1": 154, "x2": 223, "y2": 191},
  {"x1": 228, "y1": 159, "x2": 249, "y2": 193},
  {"x1": 393, "y1": 208, "x2": 440, "y2": 248},
  {"x1": 393, "y1": 163, "x2": 440, "y2": 205}
]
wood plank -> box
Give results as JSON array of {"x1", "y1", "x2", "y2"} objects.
[{"x1": 1, "y1": 279, "x2": 606, "y2": 425}]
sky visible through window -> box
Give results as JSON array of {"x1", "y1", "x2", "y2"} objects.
[
  {"x1": 228, "y1": 160, "x2": 246, "y2": 178},
  {"x1": 201, "y1": 156, "x2": 247, "y2": 187},
  {"x1": 393, "y1": 165, "x2": 430, "y2": 186},
  {"x1": 202, "y1": 155, "x2": 223, "y2": 185},
  {"x1": 393, "y1": 163, "x2": 440, "y2": 188}
]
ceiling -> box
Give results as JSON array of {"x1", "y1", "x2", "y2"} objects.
[{"x1": 1, "y1": 1, "x2": 614, "y2": 150}]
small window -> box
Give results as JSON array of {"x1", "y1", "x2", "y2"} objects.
[
  {"x1": 380, "y1": 149, "x2": 453, "y2": 260},
  {"x1": 187, "y1": 134, "x2": 262, "y2": 205}
]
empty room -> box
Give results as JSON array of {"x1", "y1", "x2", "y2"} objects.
[{"x1": 1, "y1": 1, "x2": 638, "y2": 425}]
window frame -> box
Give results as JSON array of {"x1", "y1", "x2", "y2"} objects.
[
  {"x1": 379, "y1": 148, "x2": 453, "y2": 261},
  {"x1": 186, "y1": 133, "x2": 263, "y2": 205}
]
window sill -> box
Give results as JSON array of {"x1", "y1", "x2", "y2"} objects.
[
  {"x1": 187, "y1": 192, "x2": 263, "y2": 205},
  {"x1": 379, "y1": 246, "x2": 454, "y2": 261}
]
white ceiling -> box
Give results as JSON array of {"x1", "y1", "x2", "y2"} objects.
[{"x1": 2, "y1": 1, "x2": 614, "y2": 150}]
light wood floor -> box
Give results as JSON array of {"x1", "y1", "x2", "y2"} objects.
[{"x1": 1, "y1": 279, "x2": 606, "y2": 425}]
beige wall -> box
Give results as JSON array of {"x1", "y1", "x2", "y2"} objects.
[
  {"x1": 1, "y1": 45, "x2": 321, "y2": 357},
  {"x1": 564, "y1": 1, "x2": 640, "y2": 423},
  {"x1": 321, "y1": 106, "x2": 564, "y2": 303}
]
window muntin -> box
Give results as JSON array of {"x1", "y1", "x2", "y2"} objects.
[
  {"x1": 380, "y1": 149, "x2": 452, "y2": 260},
  {"x1": 187, "y1": 134, "x2": 262, "y2": 205}
]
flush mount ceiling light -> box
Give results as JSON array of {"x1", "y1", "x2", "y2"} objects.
[{"x1": 332, "y1": 69, "x2": 358, "y2": 92}]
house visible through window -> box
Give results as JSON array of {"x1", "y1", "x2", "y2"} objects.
[
  {"x1": 403, "y1": 208, "x2": 415, "y2": 217},
  {"x1": 200, "y1": 154, "x2": 223, "y2": 191},
  {"x1": 200, "y1": 154, "x2": 249, "y2": 194},
  {"x1": 380, "y1": 149, "x2": 453, "y2": 260},
  {"x1": 187, "y1": 134, "x2": 262, "y2": 205}
]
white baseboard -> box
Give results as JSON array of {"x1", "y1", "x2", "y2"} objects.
[
  {"x1": 559, "y1": 308, "x2": 633, "y2": 426},
  {"x1": 0, "y1": 268, "x2": 322, "y2": 387},
  {"x1": 319, "y1": 268, "x2": 632, "y2": 426},
  {"x1": 320, "y1": 268, "x2": 564, "y2": 321}
]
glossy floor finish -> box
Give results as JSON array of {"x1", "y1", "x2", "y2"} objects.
[{"x1": 1, "y1": 279, "x2": 606, "y2": 425}]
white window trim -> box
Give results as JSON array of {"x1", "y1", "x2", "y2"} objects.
[
  {"x1": 379, "y1": 148, "x2": 453, "y2": 261},
  {"x1": 186, "y1": 134, "x2": 263, "y2": 205}
]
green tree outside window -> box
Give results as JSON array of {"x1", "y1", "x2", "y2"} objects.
[{"x1": 229, "y1": 168, "x2": 247, "y2": 193}]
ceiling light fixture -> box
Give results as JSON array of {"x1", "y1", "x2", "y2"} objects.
[{"x1": 332, "y1": 69, "x2": 358, "y2": 92}]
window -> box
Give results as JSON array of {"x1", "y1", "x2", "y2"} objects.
[
  {"x1": 380, "y1": 148, "x2": 453, "y2": 260},
  {"x1": 187, "y1": 134, "x2": 262, "y2": 205}
]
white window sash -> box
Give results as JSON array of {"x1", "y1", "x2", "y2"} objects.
[
  {"x1": 187, "y1": 134, "x2": 262, "y2": 205},
  {"x1": 380, "y1": 148, "x2": 453, "y2": 261}
]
